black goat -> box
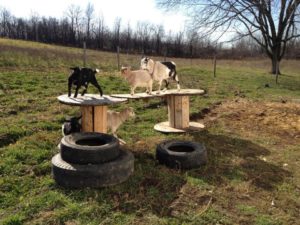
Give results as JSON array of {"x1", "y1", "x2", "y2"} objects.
[
  {"x1": 62, "y1": 115, "x2": 81, "y2": 136},
  {"x1": 68, "y1": 67, "x2": 103, "y2": 98}
]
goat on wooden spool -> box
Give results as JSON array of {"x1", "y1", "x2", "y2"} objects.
[
  {"x1": 120, "y1": 66, "x2": 153, "y2": 95},
  {"x1": 140, "y1": 57, "x2": 180, "y2": 94}
]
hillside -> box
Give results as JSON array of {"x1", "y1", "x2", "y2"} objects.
[{"x1": 0, "y1": 38, "x2": 299, "y2": 225}]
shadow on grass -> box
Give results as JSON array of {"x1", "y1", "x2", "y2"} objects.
[
  {"x1": 57, "y1": 150, "x2": 185, "y2": 217},
  {"x1": 0, "y1": 132, "x2": 27, "y2": 148},
  {"x1": 189, "y1": 130, "x2": 290, "y2": 190}
]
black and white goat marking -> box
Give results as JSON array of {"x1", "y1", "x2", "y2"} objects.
[
  {"x1": 140, "y1": 57, "x2": 180, "y2": 93},
  {"x1": 62, "y1": 115, "x2": 82, "y2": 136}
]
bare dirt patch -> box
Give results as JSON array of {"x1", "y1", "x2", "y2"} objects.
[{"x1": 203, "y1": 99, "x2": 300, "y2": 146}]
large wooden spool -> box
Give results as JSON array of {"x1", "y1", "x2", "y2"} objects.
[
  {"x1": 58, "y1": 94, "x2": 127, "y2": 133},
  {"x1": 111, "y1": 89, "x2": 205, "y2": 133}
]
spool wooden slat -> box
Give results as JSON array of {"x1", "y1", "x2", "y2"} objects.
[
  {"x1": 81, "y1": 106, "x2": 94, "y2": 132},
  {"x1": 94, "y1": 106, "x2": 107, "y2": 133}
]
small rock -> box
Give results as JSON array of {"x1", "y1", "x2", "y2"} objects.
[
  {"x1": 201, "y1": 107, "x2": 211, "y2": 114},
  {"x1": 271, "y1": 199, "x2": 275, "y2": 206},
  {"x1": 257, "y1": 112, "x2": 266, "y2": 117},
  {"x1": 8, "y1": 110, "x2": 17, "y2": 115},
  {"x1": 281, "y1": 98, "x2": 287, "y2": 103},
  {"x1": 262, "y1": 157, "x2": 267, "y2": 162}
]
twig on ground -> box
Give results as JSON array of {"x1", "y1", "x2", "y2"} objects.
[{"x1": 192, "y1": 196, "x2": 213, "y2": 220}]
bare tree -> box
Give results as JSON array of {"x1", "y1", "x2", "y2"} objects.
[
  {"x1": 29, "y1": 11, "x2": 40, "y2": 42},
  {"x1": 0, "y1": 7, "x2": 12, "y2": 37},
  {"x1": 122, "y1": 21, "x2": 132, "y2": 53},
  {"x1": 85, "y1": 2, "x2": 94, "y2": 42},
  {"x1": 113, "y1": 17, "x2": 122, "y2": 50},
  {"x1": 66, "y1": 4, "x2": 82, "y2": 44},
  {"x1": 136, "y1": 21, "x2": 152, "y2": 54},
  {"x1": 153, "y1": 24, "x2": 165, "y2": 55},
  {"x1": 158, "y1": 0, "x2": 300, "y2": 74},
  {"x1": 186, "y1": 31, "x2": 199, "y2": 58},
  {"x1": 95, "y1": 12, "x2": 105, "y2": 49}
]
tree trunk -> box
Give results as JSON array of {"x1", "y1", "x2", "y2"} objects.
[{"x1": 271, "y1": 57, "x2": 281, "y2": 75}]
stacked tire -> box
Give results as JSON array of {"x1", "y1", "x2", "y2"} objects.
[{"x1": 52, "y1": 132, "x2": 134, "y2": 188}]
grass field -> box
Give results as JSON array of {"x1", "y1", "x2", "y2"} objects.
[{"x1": 0, "y1": 38, "x2": 299, "y2": 225}]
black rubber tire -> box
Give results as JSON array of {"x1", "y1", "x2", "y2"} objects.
[
  {"x1": 52, "y1": 150, "x2": 134, "y2": 188},
  {"x1": 60, "y1": 132, "x2": 120, "y2": 164},
  {"x1": 156, "y1": 140, "x2": 207, "y2": 169}
]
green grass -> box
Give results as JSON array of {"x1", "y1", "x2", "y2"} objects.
[{"x1": 0, "y1": 38, "x2": 299, "y2": 224}]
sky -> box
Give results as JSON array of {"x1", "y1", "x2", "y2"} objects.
[{"x1": 0, "y1": 0, "x2": 187, "y2": 33}]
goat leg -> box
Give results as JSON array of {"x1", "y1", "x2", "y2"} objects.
[
  {"x1": 156, "y1": 81, "x2": 163, "y2": 94},
  {"x1": 164, "y1": 80, "x2": 169, "y2": 90},
  {"x1": 130, "y1": 87, "x2": 135, "y2": 95},
  {"x1": 68, "y1": 80, "x2": 72, "y2": 97},
  {"x1": 113, "y1": 133, "x2": 126, "y2": 145},
  {"x1": 147, "y1": 81, "x2": 153, "y2": 95},
  {"x1": 175, "y1": 75, "x2": 181, "y2": 91},
  {"x1": 91, "y1": 80, "x2": 103, "y2": 97},
  {"x1": 74, "y1": 86, "x2": 80, "y2": 98},
  {"x1": 81, "y1": 84, "x2": 88, "y2": 96}
]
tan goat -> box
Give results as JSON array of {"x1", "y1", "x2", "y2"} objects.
[
  {"x1": 121, "y1": 66, "x2": 153, "y2": 95},
  {"x1": 107, "y1": 107, "x2": 135, "y2": 143}
]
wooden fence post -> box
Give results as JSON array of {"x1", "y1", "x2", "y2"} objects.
[
  {"x1": 213, "y1": 55, "x2": 217, "y2": 78},
  {"x1": 117, "y1": 46, "x2": 120, "y2": 70},
  {"x1": 83, "y1": 41, "x2": 86, "y2": 67}
]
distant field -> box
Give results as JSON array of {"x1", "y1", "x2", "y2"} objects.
[{"x1": 0, "y1": 38, "x2": 299, "y2": 225}]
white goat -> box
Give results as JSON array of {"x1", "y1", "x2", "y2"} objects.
[
  {"x1": 107, "y1": 107, "x2": 135, "y2": 141},
  {"x1": 121, "y1": 66, "x2": 153, "y2": 95},
  {"x1": 140, "y1": 57, "x2": 180, "y2": 93}
]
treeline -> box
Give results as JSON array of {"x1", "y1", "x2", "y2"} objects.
[{"x1": 0, "y1": 4, "x2": 299, "y2": 59}]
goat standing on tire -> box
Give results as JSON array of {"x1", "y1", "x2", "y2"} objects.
[{"x1": 140, "y1": 57, "x2": 180, "y2": 94}]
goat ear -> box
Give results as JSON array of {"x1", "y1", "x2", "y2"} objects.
[{"x1": 70, "y1": 67, "x2": 80, "y2": 71}]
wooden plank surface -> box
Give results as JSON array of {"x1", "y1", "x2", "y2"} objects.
[
  {"x1": 94, "y1": 106, "x2": 107, "y2": 133},
  {"x1": 111, "y1": 89, "x2": 205, "y2": 99},
  {"x1": 168, "y1": 96, "x2": 175, "y2": 127},
  {"x1": 174, "y1": 96, "x2": 182, "y2": 128},
  {"x1": 154, "y1": 121, "x2": 205, "y2": 133},
  {"x1": 168, "y1": 96, "x2": 190, "y2": 129},
  {"x1": 81, "y1": 106, "x2": 94, "y2": 132},
  {"x1": 58, "y1": 94, "x2": 127, "y2": 106},
  {"x1": 181, "y1": 96, "x2": 190, "y2": 128}
]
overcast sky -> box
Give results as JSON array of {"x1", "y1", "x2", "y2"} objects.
[{"x1": 0, "y1": 0, "x2": 187, "y2": 33}]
